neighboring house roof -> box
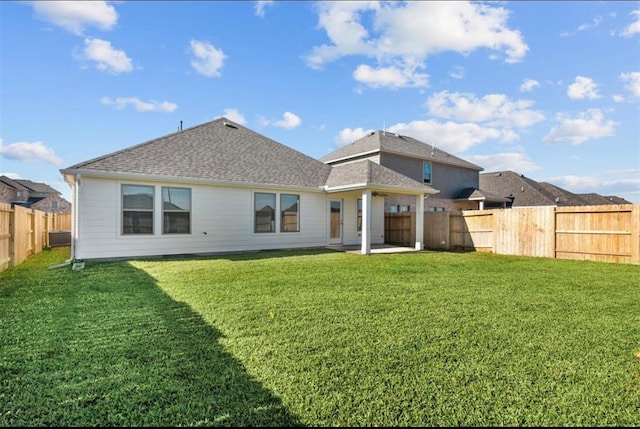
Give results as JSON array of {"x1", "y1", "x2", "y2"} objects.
[
  {"x1": 0, "y1": 175, "x2": 30, "y2": 193},
  {"x1": 453, "y1": 187, "x2": 510, "y2": 203},
  {"x1": 536, "y1": 182, "x2": 586, "y2": 206},
  {"x1": 61, "y1": 118, "x2": 436, "y2": 196},
  {"x1": 602, "y1": 195, "x2": 633, "y2": 204},
  {"x1": 324, "y1": 159, "x2": 438, "y2": 194},
  {"x1": 14, "y1": 179, "x2": 60, "y2": 195},
  {"x1": 320, "y1": 130, "x2": 483, "y2": 171},
  {"x1": 578, "y1": 193, "x2": 632, "y2": 205},
  {"x1": 479, "y1": 171, "x2": 631, "y2": 207},
  {"x1": 479, "y1": 171, "x2": 556, "y2": 206}
]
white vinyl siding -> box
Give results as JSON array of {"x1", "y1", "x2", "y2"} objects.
[{"x1": 74, "y1": 176, "x2": 329, "y2": 260}]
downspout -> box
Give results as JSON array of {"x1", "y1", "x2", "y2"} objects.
[{"x1": 70, "y1": 173, "x2": 80, "y2": 261}]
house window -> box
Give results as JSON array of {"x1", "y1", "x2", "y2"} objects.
[
  {"x1": 357, "y1": 198, "x2": 362, "y2": 232},
  {"x1": 427, "y1": 207, "x2": 445, "y2": 212},
  {"x1": 255, "y1": 192, "x2": 276, "y2": 233},
  {"x1": 122, "y1": 185, "x2": 154, "y2": 234},
  {"x1": 162, "y1": 187, "x2": 191, "y2": 234},
  {"x1": 280, "y1": 194, "x2": 300, "y2": 232},
  {"x1": 389, "y1": 205, "x2": 398, "y2": 213},
  {"x1": 399, "y1": 205, "x2": 410, "y2": 212},
  {"x1": 423, "y1": 162, "x2": 432, "y2": 184}
]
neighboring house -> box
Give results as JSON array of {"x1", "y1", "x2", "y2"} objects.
[
  {"x1": 320, "y1": 130, "x2": 508, "y2": 212},
  {"x1": 0, "y1": 175, "x2": 71, "y2": 213},
  {"x1": 479, "y1": 170, "x2": 632, "y2": 208},
  {"x1": 60, "y1": 118, "x2": 437, "y2": 260}
]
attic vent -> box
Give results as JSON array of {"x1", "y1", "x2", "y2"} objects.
[{"x1": 223, "y1": 122, "x2": 238, "y2": 129}]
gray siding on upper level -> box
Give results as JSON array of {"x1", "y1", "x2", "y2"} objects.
[{"x1": 379, "y1": 153, "x2": 478, "y2": 198}]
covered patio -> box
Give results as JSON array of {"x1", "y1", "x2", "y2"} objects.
[{"x1": 323, "y1": 160, "x2": 438, "y2": 255}]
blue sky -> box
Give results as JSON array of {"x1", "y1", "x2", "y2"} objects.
[{"x1": 1, "y1": 1, "x2": 639, "y2": 203}]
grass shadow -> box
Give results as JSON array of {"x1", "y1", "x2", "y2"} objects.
[{"x1": 1, "y1": 258, "x2": 303, "y2": 427}]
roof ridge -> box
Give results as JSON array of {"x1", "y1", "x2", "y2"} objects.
[{"x1": 63, "y1": 117, "x2": 229, "y2": 170}]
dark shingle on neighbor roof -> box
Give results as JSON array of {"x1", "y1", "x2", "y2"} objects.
[
  {"x1": 479, "y1": 171, "x2": 632, "y2": 207},
  {"x1": 0, "y1": 175, "x2": 30, "y2": 192},
  {"x1": 14, "y1": 179, "x2": 60, "y2": 194},
  {"x1": 578, "y1": 193, "x2": 632, "y2": 205},
  {"x1": 320, "y1": 130, "x2": 483, "y2": 171},
  {"x1": 453, "y1": 187, "x2": 510, "y2": 202},
  {"x1": 325, "y1": 160, "x2": 437, "y2": 193},
  {"x1": 479, "y1": 171, "x2": 555, "y2": 206},
  {"x1": 62, "y1": 118, "x2": 333, "y2": 188}
]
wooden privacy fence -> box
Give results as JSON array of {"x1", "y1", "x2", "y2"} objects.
[
  {"x1": 0, "y1": 203, "x2": 72, "y2": 272},
  {"x1": 385, "y1": 204, "x2": 640, "y2": 264}
]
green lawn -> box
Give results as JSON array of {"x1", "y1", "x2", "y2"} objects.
[{"x1": 1, "y1": 247, "x2": 639, "y2": 427}]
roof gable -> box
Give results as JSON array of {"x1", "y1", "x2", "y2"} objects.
[
  {"x1": 62, "y1": 118, "x2": 333, "y2": 189},
  {"x1": 320, "y1": 131, "x2": 483, "y2": 171}
]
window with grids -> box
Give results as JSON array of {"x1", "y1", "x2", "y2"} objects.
[
  {"x1": 162, "y1": 187, "x2": 191, "y2": 234},
  {"x1": 122, "y1": 184, "x2": 154, "y2": 234}
]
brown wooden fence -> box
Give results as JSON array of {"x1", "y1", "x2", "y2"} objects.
[
  {"x1": 385, "y1": 204, "x2": 640, "y2": 264},
  {"x1": 0, "y1": 203, "x2": 72, "y2": 272}
]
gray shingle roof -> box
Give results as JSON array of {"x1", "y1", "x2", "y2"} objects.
[
  {"x1": 61, "y1": 118, "x2": 434, "y2": 195},
  {"x1": 320, "y1": 130, "x2": 483, "y2": 171},
  {"x1": 62, "y1": 118, "x2": 333, "y2": 188},
  {"x1": 325, "y1": 160, "x2": 438, "y2": 194}
]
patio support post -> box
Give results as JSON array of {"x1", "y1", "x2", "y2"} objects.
[
  {"x1": 361, "y1": 190, "x2": 371, "y2": 255},
  {"x1": 415, "y1": 193, "x2": 424, "y2": 250}
]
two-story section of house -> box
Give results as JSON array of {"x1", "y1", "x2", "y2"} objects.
[{"x1": 320, "y1": 131, "x2": 504, "y2": 212}]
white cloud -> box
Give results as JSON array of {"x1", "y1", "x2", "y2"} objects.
[
  {"x1": 353, "y1": 64, "x2": 428, "y2": 89},
  {"x1": 189, "y1": 40, "x2": 226, "y2": 77},
  {"x1": 519, "y1": 78, "x2": 540, "y2": 92},
  {"x1": 0, "y1": 139, "x2": 63, "y2": 166},
  {"x1": 387, "y1": 119, "x2": 514, "y2": 153},
  {"x1": 577, "y1": 16, "x2": 603, "y2": 32},
  {"x1": 620, "y1": 9, "x2": 640, "y2": 37},
  {"x1": 76, "y1": 38, "x2": 133, "y2": 74},
  {"x1": 255, "y1": 1, "x2": 274, "y2": 17},
  {"x1": 335, "y1": 127, "x2": 375, "y2": 147},
  {"x1": 567, "y1": 76, "x2": 601, "y2": 100},
  {"x1": 543, "y1": 109, "x2": 617, "y2": 145},
  {"x1": 449, "y1": 66, "x2": 464, "y2": 80},
  {"x1": 221, "y1": 108, "x2": 246, "y2": 124},
  {"x1": 620, "y1": 71, "x2": 640, "y2": 98},
  {"x1": 305, "y1": 1, "x2": 528, "y2": 82},
  {"x1": 273, "y1": 112, "x2": 301, "y2": 129},
  {"x1": 31, "y1": 0, "x2": 117, "y2": 35},
  {"x1": 100, "y1": 97, "x2": 177, "y2": 112},
  {"x1": 466, "y1": 152, "x2": 540, "y2": 173},
  {"x1": 426, "y1": 91, "x2": 545, "y2": 128}
]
